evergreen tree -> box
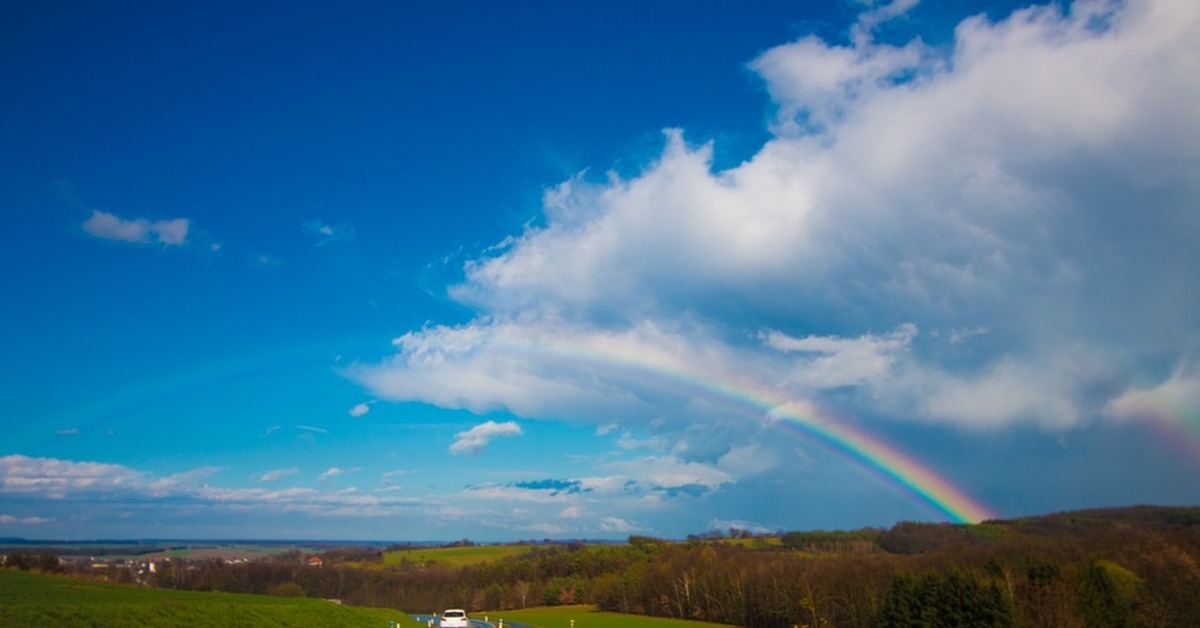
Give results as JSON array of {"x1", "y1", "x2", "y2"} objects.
[{"x1": 879, "y1": 571, "x2": 1017, "y2": 628}]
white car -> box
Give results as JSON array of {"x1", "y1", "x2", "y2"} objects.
[{"x1": 440, "y1": 609, "x2": 470, "y2": 628}]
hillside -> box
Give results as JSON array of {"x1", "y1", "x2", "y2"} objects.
[
  {"x1": 0, "y1": 569, "x2": 409, "y2": 628},
  {"x1": 4, "y1": 505, "x2": 1200, "y2": 627}
]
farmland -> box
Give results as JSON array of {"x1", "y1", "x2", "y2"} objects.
[
  {"x1": 380, "y1": 543, "x2": 532, "y2": 568},
  {"x1": 0, "y1": 569, "x2": 410, "y2": 628},
  {"x1": 4, "y1": 506, "x2": 1200, "y2": 627}
]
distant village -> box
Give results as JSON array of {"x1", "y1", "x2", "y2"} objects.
[{"x1": 0, "y1": 541, "x2": 351, "y2": 587}]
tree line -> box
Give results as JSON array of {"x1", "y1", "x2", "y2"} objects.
[{"x1": 4, "y1": 506, "x2": 1200, "y2": 627}]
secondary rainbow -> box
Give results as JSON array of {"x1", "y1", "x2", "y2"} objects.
[{"x1": 1106, "y1": 372, "x2": 1200, "y2": 466}]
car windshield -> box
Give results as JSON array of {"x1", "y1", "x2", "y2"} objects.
[{"x1": 444, "y1": 611, "x2": 465, "y2": 618}]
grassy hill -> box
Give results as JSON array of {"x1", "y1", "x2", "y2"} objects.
[
  {"x1": 378, "y1": 544, "x2": 532, "y2": 568},
  {"x1": 0, "y1": 569, "x2": 410, "y2": 628}
]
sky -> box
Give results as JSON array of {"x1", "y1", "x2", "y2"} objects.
[{"x1": 2, "y1": 0, "x2": 1198, "y2": 541}]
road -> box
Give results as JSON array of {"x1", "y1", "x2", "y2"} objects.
[{"x1": 407, "y1": 614, "x2": 536, "y2": 628}]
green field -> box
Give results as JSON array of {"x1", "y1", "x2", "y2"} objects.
[
  {"x1": 713, "y1": 536, "x2": 782, "y2": 549},
  {"x1": 487, "y1": 605, "x2": 734, "y2": 628},
  {"x1": 0, "y1": 570, "x2": 411, "y2": 628},
  {"x1": 380, "y1": 544, "x2": 531, "y2": 568}
]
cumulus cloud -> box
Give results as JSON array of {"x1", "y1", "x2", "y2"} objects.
[
  {"x1": 459, "y1": 441, "x2": 777, "y2": 527},
  {"x1": 0, "y1": 455, "x2": 423, "y2": 526},
  {"x1": 464, "y1": 483, "x2": 573, "y2": 504},
  {"x1": 1104, "y1": 367, "x2": 1200, "y2": 424},
  {"x1": 0, "y1": 514, "x2": 52, "y2": 525},
  {"x1": 763, "y1": 323, "x2": 917, "y2": 389},
  {"x1": 587, "y1": 454, "x2": 734, "y2": 502},
  {"x1": 146, "y1": 467, "x2": 225, "y2": 494},
  {"x1": 355, "y1": 0, "x2": 1200, "y2": 439},
  {"x1": 615, "y1": 432, "x2": 670, "y2": 451},
  {"x1": 348, "y1": 402, "x2": 373, "y2": 417},
  {"x1": 450, "y1": 420, "x2": 523, "y2": 455},
  {"x1": 523, "y1": 522, "x2": 568, "y2": 535},
  {"x1": 352, "y1": 318, "x2": 756, "y2": 435},
  {"x1": 595, "y1": 422, "x2": 620, "y2": 436},
  {"x1": 716, "y1": 444, "x2": 780, "y2": 478},
  {"x1": 303, "y1": 220, "x2": 355, "y2": 246},
  {"x1": 0, "y1": 456, "x2": 226, "y2": 500},
  {"x1": 82, "y1": 210, "x2": 189, "y2": 246},
  {"x1": 317, "y1": 467, "x2": 361, "y2": 481},
  {"x1": 252, "y1": 253, "x2": 283, "y2": 270},
  {"x1": 512, "y1": 479, "x2": 585, "y2": 495},
  {"x1": 599, "y1": 517, "x2": 634, "y2": 533},
  {"x1": 441, "y1": 451, "x2": 789, "y2": 533},
  {"x1": 259, "y1": 467, "x2": 300, "y2": 482},
  {"x1": 0, "y1": 454, "x2": 145, "y2": 498},
  {"x1": 709, "y1": 518, "x2": 773, "y2": 535}
]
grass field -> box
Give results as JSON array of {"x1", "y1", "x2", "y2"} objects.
[
  {"x1": 139, "y1": 544, "x2": 321, "y2": 561},
  {"x1": 0, "y1": 569, "x2": 411, "y2": 628},
  {"x1": 714, "y1": 536, "x2": 782, "y2": 549},
  {"x1": 379, "y1": 544, "x2": 532, "y2": 568},
  {"x1": 488, "y1": 605, "x2": 735, "y2": 628}
]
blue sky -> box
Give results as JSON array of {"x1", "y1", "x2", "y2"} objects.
[{"x1": 2, "y1": 0, "x2": 1199, "y2": 541}]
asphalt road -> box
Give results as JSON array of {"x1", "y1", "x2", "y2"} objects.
[{"x1": 408, "y1": 614, "x2": 536, "y2": 628}]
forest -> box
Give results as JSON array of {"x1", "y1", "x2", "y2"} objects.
[{"x1": 4, "y1": 506, "x2": 1200, "y2": 628}]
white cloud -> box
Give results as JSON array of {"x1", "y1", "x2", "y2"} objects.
[
  {"x1": 616, "y1": 431, "x2": 669, "y2": 451},
  {"x1": 599, "y1": 516, "x2": 634, "y2": 533},
  {"x1": 716, "y1": 444, "x2": 779, "y2": 478},
  {"x1": 252, "y1": 253, "x2": 283, "y2": 270},
  {"x1": 259, "y1": 467, "x2": 300, "y2": 482},
  {"x1": 753, "y1": 31, "x2": 929, "y2": 134},
  {"x1": 578, "y1": 475, "x2": 630, "y2": 495},
  {"x1": 348, "y1": 402, "x2": 372, "y2": 417},
  {"x1": 463, "y1": 484, "x2": 570, "y2": 504},
  {"x1": 851, "y1": 0, "x2": 922, "y2": 45},
  {"x1": 303, "y1": 220, "x2": 355, "y2": 246},
  {"x1": 1104, "y1": 368, "x2": 1200, "y2": 424},
  {"x1": 0, "y1": 455, "x2": 422, "y2": 522},
  {"x1": 355, "y1": 0, "x2": 1200, "y2": 448},
  {"x1": 595, "y1": 422, "x2": 619, "y2": 436},
  {"x1": 2, "y1": 456, "x2": 216, "y2": 502},
  {"x1": 317, "y1": 467, "x2": 361, "y2": 481},
  {"x1": 82, "y1": 210, "x2": 189, "y2": 246},
  {"x1": 915, "y1": 355, "x2": 1089, "y2": 429},
  {"x1": 54, "y1": 428, "x2": 80, "y2": 436},
  {"x1": 0, "y1": 514, "x2": 52, "y2": 525},
  {"x1": 450, "y1": 420, "x2": 523, "y2": 455},
  {"x1": 352, "y1": 318, "x2": 748, "y2": 427},
  {"x1": 146, "y1": 467, "x2": 224, "y2": 494},
  {"x1": 521, "y1": 522, "x2": 569, "y2": 535},
  {"x1": 560, "y1": 505, "x2": 583, "y2": 519},
  {"x1": 708, "y1": 518, "x2": 773, "y2": 535},
  {"x1": 605, "y1": 455, "x2": 733, "y2": 491},
  {"x1": 0, "y1": 454, "x2": 144, "y2": 499},
  {"x1": 762, "y1": 323, "x2": 916, "y2": 389}
]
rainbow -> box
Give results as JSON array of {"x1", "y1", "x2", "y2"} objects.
[
  {"x1": 45, "y1": 327, "x2": 998, "y2": 524},
  {"x1": 486, "y1": 329, "x2": 997, "y2": 524},
  {"x1": 33, "y1": 336, "x2": 363, "y2": 449},
  {"x1": 1105, "y1": 371, "x2": 1200, "y2": 466}
]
